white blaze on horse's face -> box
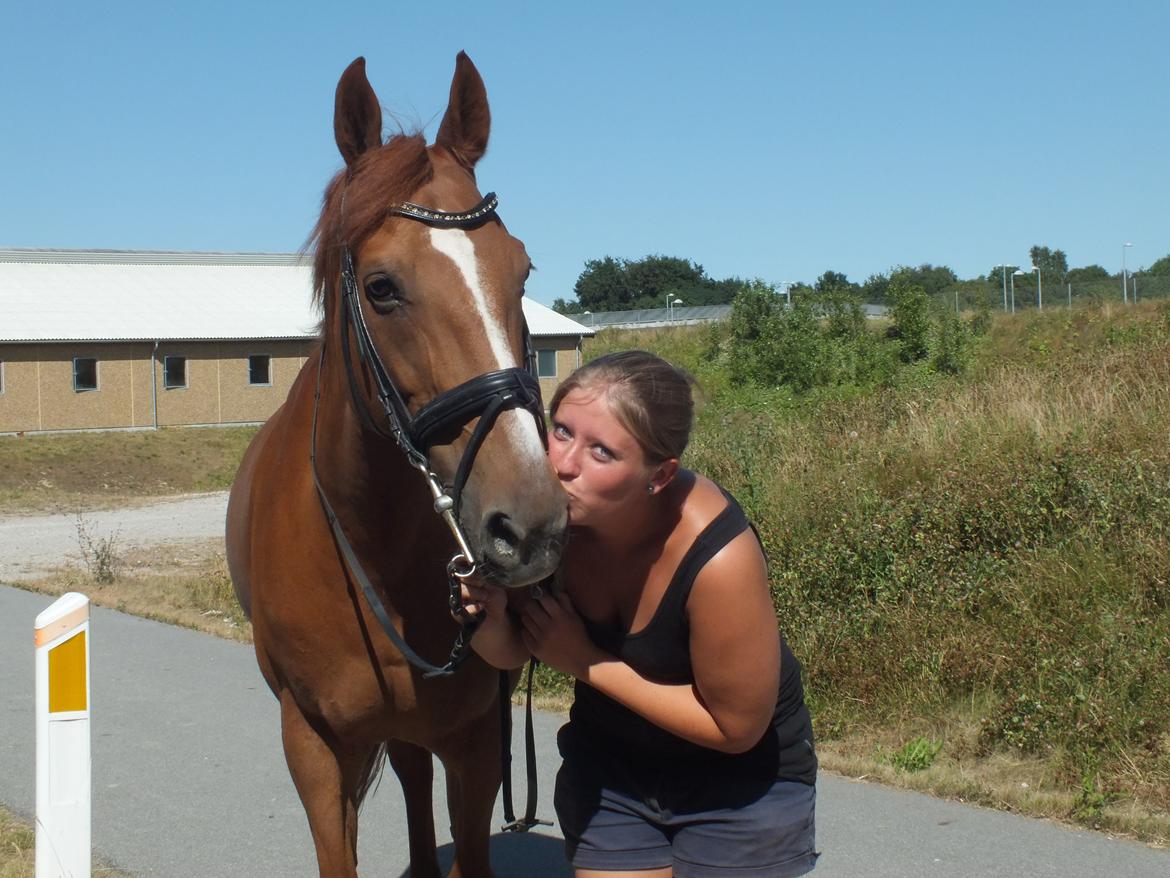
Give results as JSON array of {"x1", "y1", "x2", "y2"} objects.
[{"x1": 427, "y1": 227, "x2": 547, "y2": 469}]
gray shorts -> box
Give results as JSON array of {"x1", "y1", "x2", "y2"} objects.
[{"x1": 554, "y1": 747, "x2": 818, "y2": 877}]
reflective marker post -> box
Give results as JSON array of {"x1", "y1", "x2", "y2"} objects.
[{"x1": 35, "y1": 593, "x2": 91, "y2": 878}]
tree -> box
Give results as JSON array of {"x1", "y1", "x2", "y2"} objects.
[
  {"x1": 1028, "y1": 245, "x2": 1069, "y2": 280},
  {"x1": 1065, "y1": 264, "x2": 1110, "y2": 284},
  {"x1": 1146, "y1": 254, "x2": 1170, "y2": 276},
  {"x1": 888, "y1": 278, "x2": 930, "y2": 362},
  {"x1": 815, "y1": 270, "x2": 854, "y2": 293},
  {"x1": 891, "y1": 264, "x2": 958, "y2": 297},
  {"x1": 573, "y1": 256, "x2": 632, "y2": 311}
]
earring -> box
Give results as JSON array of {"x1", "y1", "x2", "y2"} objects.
[{"x1": 647, "y1": 484, "x2": 655, "y2": 494}]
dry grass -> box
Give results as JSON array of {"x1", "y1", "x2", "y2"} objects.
[
  {"x1": 0, "y1": 426, "x2": 257, "y2": 514},
  {"x1": 14, "y1": 539, "x2": 251, "y2": 643},
  {"x1": 817, "y1": 711, "x2": 1170, "y2": 848},
  {"x1": 0, "y1": 805, "x2": 129, "y2": 878}
]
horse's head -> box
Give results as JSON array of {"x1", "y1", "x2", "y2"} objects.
[{"x1": 312, "y1": 54, "x2": 566, "y2": 587}]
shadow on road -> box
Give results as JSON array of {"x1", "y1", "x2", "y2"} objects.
[{"x1": 394, "y1": 831, "x2": 571, "y2": 877}]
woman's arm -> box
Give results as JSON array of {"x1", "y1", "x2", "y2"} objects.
[
  {"x1": 464, "y1": 580, "x2": 531, "y2": 670},
  {"x1": 521, "y1": 529, "x2": 780, "y2": 754}
]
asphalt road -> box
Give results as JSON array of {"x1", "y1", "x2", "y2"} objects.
[{"x1": 2, "y1": 585, "x2": 1168, "y2": 877}]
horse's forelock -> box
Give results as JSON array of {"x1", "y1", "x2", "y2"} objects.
[{"x1": 308, "y1": 133, "x2": 434, "y2": 332}]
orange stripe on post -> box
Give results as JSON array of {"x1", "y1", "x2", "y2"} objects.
[
  {"x1": 34, "y1": 604, "x2": 89, "y2": 647},
  {"x1": 48, "y1": 630, "x2": 88, "y2": 713}
]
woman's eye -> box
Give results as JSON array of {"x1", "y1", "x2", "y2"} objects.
[
  {"x1": 364, "y1": 276, "x2": 401, "y2": 303},
  {"x1": 552, "y1": 424, "x2": 570, "y2": 440},
  {"x1": 592, "y1": 445, "x2": 613, "y2": 461}
]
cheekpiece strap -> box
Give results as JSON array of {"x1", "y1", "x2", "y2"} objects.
[{"x1": 389, "y1": 192, "x2": 498, "y2": 229}]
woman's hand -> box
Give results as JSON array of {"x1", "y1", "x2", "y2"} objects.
[
  {"x1": 460, "y1": 577, "x2": 529, "y2": 670},
  {"x1": 520, "y1": 591, "x2": 598, "y2": 679},
  {"x1": 459, "y1": 577, "x2": 508, "y2": 623}
]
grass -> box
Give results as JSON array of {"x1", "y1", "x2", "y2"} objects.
[
  {"x1": 0, "y1": 805, "x2": 129, "y2": 878},
  {"x1": 0, "y1": 426, "x2": 257, "y2": 513},
  {"x1": 14, "y1": 541, "x2": 251, "y2": 643},
  {"x1": 5, "y1": 301, "x2": 1170, "y2": 845}
]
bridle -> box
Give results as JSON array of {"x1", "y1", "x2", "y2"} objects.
[{"x1": 309, "y1": 190, "x2": 548, "y2": 679}]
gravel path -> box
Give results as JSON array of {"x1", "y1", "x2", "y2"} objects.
[{"x1": 0, "y1": 492, "x2": 229, "y2": 582}]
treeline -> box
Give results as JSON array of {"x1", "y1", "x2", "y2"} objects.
[{"x1": 553, "y1": 249, "x2": 1170, "y2": 315}]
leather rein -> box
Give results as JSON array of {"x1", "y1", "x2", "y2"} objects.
[
  {"x1": 310, "y1": 190, "x2": 545, "y2": 678},
  {"x1": 308, "y1": 190, "x2": 550, "y2": 833}
]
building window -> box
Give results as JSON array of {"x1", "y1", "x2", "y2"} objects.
[
  {"x1": 163, "y1": 356, "x2": 187, "y2": 389},
  {"x1": 73, "y1": 357, "x2": 98, "y2": 392},
  {"x1": 536, "y1": 349, "x2": 557, "y2": 378},
  {"x1": 248, "y1": 354, "x2": 272, "y2": 386}
]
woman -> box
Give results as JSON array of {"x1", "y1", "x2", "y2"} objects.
[{"x1": 467, "y1": 350, "x2": 818, "y2": 878}]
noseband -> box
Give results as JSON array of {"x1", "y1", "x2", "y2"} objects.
[{"x1": 310, "y1": 191, "x2": 547, "y2": 678}]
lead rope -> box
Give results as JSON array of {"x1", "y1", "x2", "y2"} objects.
[{"x1": 499, "y1": 657, "x2": 552, "y2": 832}]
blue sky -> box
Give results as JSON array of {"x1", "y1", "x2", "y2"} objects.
[{"x1": 1, "y1": 1, "x2": 1166, "y2": 306}]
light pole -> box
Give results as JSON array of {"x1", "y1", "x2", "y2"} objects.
[
  {"x1": 668, "y1": 297, "x2": 684, "y2": 322},
  {"x1": 1032, "y1": 264, "x2": 1042, "y2": 311},
  {"x1": 1011, "y1": 270, "x2": 1024, "y2": 314},
  {"x1": 781, "y1": 282, "x2": 794, "y2": 308},
  {"x1": 1122, "y1": 242, "x2": 1132, "y2": 304},
  {"x1": 995, "y1": 264, "x2": 1010, "y2": 311}
]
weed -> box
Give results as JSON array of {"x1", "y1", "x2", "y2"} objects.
[
  {"x1": 75, "y1": 514, "x2": 122, "y2": 584},
  {"x1": 889, "y1": 737, "x2": 944, "y2": 772}
]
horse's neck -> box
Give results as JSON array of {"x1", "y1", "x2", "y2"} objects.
[{"x1": 311, "y1": 353, "x2": 432, "y2": 516}]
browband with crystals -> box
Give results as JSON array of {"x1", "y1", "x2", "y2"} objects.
[{"x1": 389, "y1": 192, "x2": 498, "y2": 228}]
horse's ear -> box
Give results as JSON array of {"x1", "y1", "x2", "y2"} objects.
[
  {"x1": 435, "y1": 51, "x2": 490, "y2": 170},
  {"x1": 334, "y1": 57, "x2": 383, "y2": 167}
]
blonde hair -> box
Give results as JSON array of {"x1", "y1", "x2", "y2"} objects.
[{"x1": 549, "y1": 351, "x2": 695, "y2": 463}]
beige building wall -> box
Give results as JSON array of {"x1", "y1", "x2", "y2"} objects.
[
  {"x1": 2, "y1": 335, "x2": 579, "y2": 433},
  {"x1": 0, "y1": 345, "x2": 43, "y2": 433},
  {"x1": 0, "y1": 339, "x2": 315, "y2": 433},
  {"x1": 533, "y1": 336, "x2": 582, "y2": 405}
]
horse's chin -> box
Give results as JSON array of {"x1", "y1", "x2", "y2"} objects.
[{"x1": 476, "y1": 551, "x2": 561, "y2": 590}]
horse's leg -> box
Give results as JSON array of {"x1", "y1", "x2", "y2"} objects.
[
  {"x1": 386, "y1": 739, "x2": 442, "y2": 878},
  {"x1": 279, "y1": 690, "x2": 369, "y2": 878},
  {"x1": 436, "y1": 711, "x2": 503, "y2": 878}
]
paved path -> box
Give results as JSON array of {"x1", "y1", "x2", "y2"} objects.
[
  {"x1": 2, "y1": 585, "x2": 1168, "y2": 877},
  {"x1": 0, "y1": 492, "x2": 229, "y2": 581}
]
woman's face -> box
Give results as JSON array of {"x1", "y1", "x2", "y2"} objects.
[{"x1": 548, "y1": 388, "x2": 655, "y2": 528}]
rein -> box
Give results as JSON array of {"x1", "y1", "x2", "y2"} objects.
[{"x1": 309, "y1": 189, "x2": 549, "y2": 831}]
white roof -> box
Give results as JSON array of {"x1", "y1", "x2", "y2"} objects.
[{"x1": 0, "y1": 249, "x2": 593, "y2": 342}]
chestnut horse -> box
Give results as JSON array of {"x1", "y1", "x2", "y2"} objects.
[{"x1": 226, "y1": 54, "x2": 566, "y2": 878}]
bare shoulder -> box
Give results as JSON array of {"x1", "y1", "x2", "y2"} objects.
[{"x1": 673, "y1": 471, "x2": 735, "y2": 533}]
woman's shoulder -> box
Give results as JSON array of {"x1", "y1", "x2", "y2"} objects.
[{"x1": 673, "y1": 472, "x2": 739, "y2": 532}]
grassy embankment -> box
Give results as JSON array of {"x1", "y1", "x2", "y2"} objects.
[
  {"x1": 3, "y1": 302, "x2": 1168, "y2": 842},
  {"x1": 583, "y1": 300, "x2": 1170, "y2": 843},
  {"x1": 0, "y1": 426, "x2": 256, "y2": 514}
]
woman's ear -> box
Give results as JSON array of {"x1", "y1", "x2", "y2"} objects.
[{"x1": 648, "y1": 459, "x2": 679, "y2": 495}]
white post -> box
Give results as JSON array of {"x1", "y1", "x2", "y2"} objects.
[{"x1": 35, "y1": 593, "x2": 91, "y2": 878}]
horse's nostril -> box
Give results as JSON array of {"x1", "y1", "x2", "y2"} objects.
[{"x1": 485, "y1": 512, "x2": 523, "y2": 562}]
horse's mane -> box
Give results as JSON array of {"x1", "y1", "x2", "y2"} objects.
[{"x1": 308, "y1": 132, "x2": 433, "y2": 334}]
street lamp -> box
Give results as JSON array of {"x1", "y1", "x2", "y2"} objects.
[
  {"x1": 995, "y1": 264, "x2": 1011, "y2": 312},
  {"x1": 781, "y1": 282, "x2": 794, "y2": 308},
  {"x1": 1031, "y1": 264, "x2": 1042, "y2": 311},
  {"x1": 1123, "y1": 242, "x2": 1132, "y2": 304},
  {"x1": 1011, "y1": 270, "x2": 1024, "y2": 314},
  {"x1": 668, "y1": 297, "x2": 684, "y2": 322}
]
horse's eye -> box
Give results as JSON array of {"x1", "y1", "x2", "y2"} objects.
[{"x1": 364, "y1": 276, "x2": 401, "y2": 303}]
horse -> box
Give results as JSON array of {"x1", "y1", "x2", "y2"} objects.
[{"x1": 225, "y1": 54, "x2": 567, "y2": 878}]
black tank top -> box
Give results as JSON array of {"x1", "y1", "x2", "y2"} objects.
[{"x1": 565, "y1": 489, "x2": 817, "y2": 785}]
